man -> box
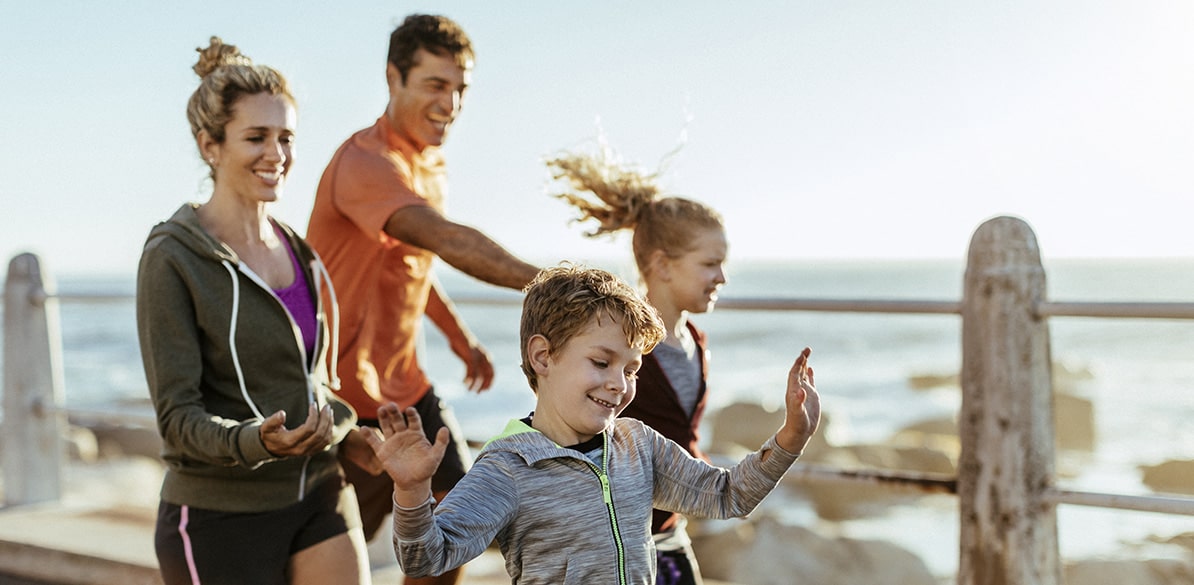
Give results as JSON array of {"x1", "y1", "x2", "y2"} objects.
[{"x1": 306, "y1": 14, "x2": 540, "y2": 585}]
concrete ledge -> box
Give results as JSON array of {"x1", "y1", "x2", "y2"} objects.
[
  {"x1": 0, "y1": 540, "x2": 162, "y2": 585},
  {"x1": 0, "y1": 503, "x2": 161, "y2": 585}
]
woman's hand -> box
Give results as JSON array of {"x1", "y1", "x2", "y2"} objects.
[{"x1": 260, "y1": 402, "x2": 334, "y2": 457}]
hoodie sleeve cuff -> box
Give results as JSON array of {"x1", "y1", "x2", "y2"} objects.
[
  {"x1": 759, "y1": 435, "x2": 801, "y2": 477},
  {"x1": 237, "y1": 420, "x2": 276, "y2": 467}
]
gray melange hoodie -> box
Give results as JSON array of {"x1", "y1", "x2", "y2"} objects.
[
  {"x1": 393, "y1": 416, "x2": 799, "y2": 584},
  {"x1": 136, "y1": 203, "x2": 355, "y2": 512}
]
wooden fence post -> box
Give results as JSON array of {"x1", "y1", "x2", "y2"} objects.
[
  {"x1": 2, "y1": 253, "x2": 66, "y2": 506},
  {"x1": 958, "y1": 217, "x2": 1060, "y2": 584}
]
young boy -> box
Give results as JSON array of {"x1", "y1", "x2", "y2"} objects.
[{"x1": 363, "y1": 264, "x2": 821, "y2": 584}]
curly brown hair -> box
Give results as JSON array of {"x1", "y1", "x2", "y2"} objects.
[{"x1": 519, "y1": 263, "x2": 665, "y2": 391}]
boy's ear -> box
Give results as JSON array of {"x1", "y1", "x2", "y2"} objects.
[{"x1": 527, "y1": 334, "x2": 552, "y2": 376}]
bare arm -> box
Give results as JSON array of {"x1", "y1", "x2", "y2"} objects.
[
  {"x1": 426, "y1": 280, "x2": 494, "y2": 392},
  {"x1": 385, "y1": 206, "x2": 540, "y2": 290}
]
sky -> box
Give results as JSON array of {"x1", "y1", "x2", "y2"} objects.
[{"x1": 2, "y1": 1, "x2": 1193, "y2": 278}]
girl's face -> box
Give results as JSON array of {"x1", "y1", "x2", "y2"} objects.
[
  {"x1": 528, "y1": 316, "x2": 642, "y2": 446},
  {"x1": 205, "y1": 92, "x2": 296, "y2": 204},
  {"x1": 658, "y1": 227, "x2": 728, "y2": 315}
]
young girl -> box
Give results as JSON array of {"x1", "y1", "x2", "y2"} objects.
[{"x1": 547, "y1": 143, "x2": 727, "y2": 585}]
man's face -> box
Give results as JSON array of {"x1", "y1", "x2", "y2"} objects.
[{"x1": 386, "y1": 48, "x2": 471, "y2": 151}]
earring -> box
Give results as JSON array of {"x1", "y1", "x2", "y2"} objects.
[{"x1": 208, "y1": 158, "x2": 216, "y2": 165}]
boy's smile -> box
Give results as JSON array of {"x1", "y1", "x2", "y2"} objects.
[{"x1": 528, "y1": 316, "x2": 643, "y2": 446}]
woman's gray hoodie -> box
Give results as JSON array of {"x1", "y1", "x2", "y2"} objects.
[
  {"x1": 393, "y1": 416, "x2": 799, "y2": 584},
  {"x1": 137, "y1": 203, "x2": 355, "y2": 512}
]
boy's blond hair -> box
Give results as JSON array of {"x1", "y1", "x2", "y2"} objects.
[{"x1": 519, "y1": 264, "x2": 665, "y2": 391}]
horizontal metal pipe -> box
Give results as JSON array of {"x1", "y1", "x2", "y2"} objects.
[
  {"x1": 44, "y1": 291, "x2": 1194, "y2": 322},
  {"x1": 46, "y1": 405, "x2": 158, "y2": 429},
  {"x1": 780, "y1": 463, "x2": 958, "y2": 494},
  {"x1": 1037, "y1": 301, "x2": 1194, "y2": 320},
  {"x1": 1045, "y1": 488, "x2": 1194, "y2": 516}
]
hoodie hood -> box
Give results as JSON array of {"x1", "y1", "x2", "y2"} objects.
[{"x1": 145, "y1": 203, "x2": 237, "y2": 264}]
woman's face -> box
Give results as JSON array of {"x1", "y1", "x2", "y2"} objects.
[{"x1": 206, "y1": 92, "x2": 296, "y2": 204}]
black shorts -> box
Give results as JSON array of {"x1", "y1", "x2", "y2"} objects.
[
  {"x1": 155, "y1": 477, "x2": 360, "y2": 585},
  {"x1": 340, "y1": 387, "x2": 472, "y2": 541}
]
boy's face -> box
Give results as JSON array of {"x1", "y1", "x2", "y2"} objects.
[{"x1": 528, "y1": 315, "x2": 642, "y2": 446}]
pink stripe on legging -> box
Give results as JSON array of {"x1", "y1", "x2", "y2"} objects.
[{"x1": 179, "y1": 505, "x2": 201, "y2": 585}]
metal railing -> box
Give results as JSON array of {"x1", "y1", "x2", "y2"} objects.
[{"x1": 5, "y1": 215, "x2": 1194, "y2": 585}]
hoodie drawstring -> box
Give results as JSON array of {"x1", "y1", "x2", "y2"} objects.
[
  {"x1": 309, "y1": 252, "x2": 342, "y2": 391},
  {"x1": 222, "y1": 260, "x2": 267, "y2": 420}
]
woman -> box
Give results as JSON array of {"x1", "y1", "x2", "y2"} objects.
[
  {"x1": 548, "y1": 141, "x2": 728, "y2": 585},
  {"x1": 136, "y1": 37, "x2": 375, "y2": 585}
]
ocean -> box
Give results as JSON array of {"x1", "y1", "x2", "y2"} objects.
[{"x1": 4, "y1": 257, "x2": 1193, "y2": 577}]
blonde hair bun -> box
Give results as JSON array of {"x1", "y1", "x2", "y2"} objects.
[{"x1": 193, "y1": 36, "x2": 253, "y2": 79}]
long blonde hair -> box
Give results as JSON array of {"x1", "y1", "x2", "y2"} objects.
[{"x1": 547, "y1": 142, "x2": 723, "y2": 278}]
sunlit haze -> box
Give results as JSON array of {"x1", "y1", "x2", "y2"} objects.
[{"x1": 2, "y1": 1, "x2": 1192, "y2": 277}]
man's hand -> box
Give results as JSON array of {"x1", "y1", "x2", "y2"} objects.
[
  {"x1": 457, "y1": 344, "x2": 495, "y2": 392},
  {"x1": 339, "y1": 426, "x2": 385, "y2": 475}
]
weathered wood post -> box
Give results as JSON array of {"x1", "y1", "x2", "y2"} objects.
[
  {"x1": 958, "y1": 217, "x2": 1060, "y2": 584},
  {"x1": 2, "y1": 253, "x2": 66, "y2": 506}
]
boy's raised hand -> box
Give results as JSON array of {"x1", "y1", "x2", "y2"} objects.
[
  {"x1": 776, "y1": 347, "x2": 821, "y2": 454},
  {"x1": 362, "y1": 403, "x2": 450, "y2": 506}
]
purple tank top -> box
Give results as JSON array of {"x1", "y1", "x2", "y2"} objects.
[{"x1": 273, "y1": 226, "x2": 318, "y2": 358}]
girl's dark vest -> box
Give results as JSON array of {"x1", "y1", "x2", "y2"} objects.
[{"x1": 619, "y1": 322, "x2": 710, "y2": 533}]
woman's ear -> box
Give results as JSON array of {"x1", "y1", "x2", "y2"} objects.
[
  {"x1": 197, "y1": 130, "x2": 220, "y2": 166},
  {"x1": 527, "y1": 334, "x2": 552, "y2": 377}
]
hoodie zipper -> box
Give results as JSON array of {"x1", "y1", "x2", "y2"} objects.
[
  {"x1": 234, "y1": 262, "x2": 318, "y2": 500},
  {"x1": 582, "y1": 435, "x2": 627, "y2": 585}
]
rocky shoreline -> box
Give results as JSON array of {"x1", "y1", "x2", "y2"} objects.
[{"x1": 25, "y1": 390, "x2": 1194, "y2": 584}]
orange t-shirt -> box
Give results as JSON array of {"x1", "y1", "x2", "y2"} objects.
[{"x1": 306, "y1": 115, "x2": 447, "y2": 417}]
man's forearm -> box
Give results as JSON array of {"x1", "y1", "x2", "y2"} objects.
[{"x1": 435, "y1": 224, "x2": 540, "y2": 290}]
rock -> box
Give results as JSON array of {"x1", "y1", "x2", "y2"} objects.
[
  {"x1": 709, "y1": 402, "x2": 786, "y2": 455},
  {"x1": 89, "y1": 424, "x2": 163, "y2": 459},
  {"x1": 1054, "y1": 392, "x2": 1095, "y2": 451},
  {"x1": 66, "y1": 425, "x2": 99, "y2": 463},
  {"x1": 691, "y1": 516, "x2": 936, "y2": 585},
  {"x1": 787, "y1": 423, "x2": 956, "y2": 520},
  {"x1": 1152, "y1": 531, "x2": 1194, "y2": 554},
  {"x1": 1140, "y1": 459, "x2": 1194, "y2": 496},
  {"x1": 1064, "y1": 558, "x2": 1194, "y2": 585},
  {"x1": 708, "y1": 402, "x2": 831, "y2": 460},
  {"x1": 906, "y1": 373, "x2": 957, "y2": 390}
]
